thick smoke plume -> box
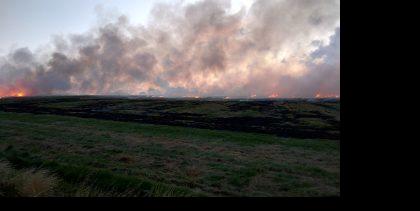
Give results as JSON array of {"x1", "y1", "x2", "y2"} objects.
[{"x1": 0, "y1": 0, "x2": 340, "y2": 98}]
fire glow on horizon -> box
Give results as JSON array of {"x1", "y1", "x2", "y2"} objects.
[
  {"x1": 315, "y1": 93, "x2": 340, "y2": 99},
  {"x1": 0, "y1": 0, "x2": 340, "y2": 98}
]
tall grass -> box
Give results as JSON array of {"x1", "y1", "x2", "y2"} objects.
[
  {"x1": 0, "y1": 161, "x2": 57, "y2": 197},
  {"x1": 1, "y1": 160, "x2": 145, "y2": 197},
  {"x1": 1, "y1": 146, "x2": 198, "y2": 197}
]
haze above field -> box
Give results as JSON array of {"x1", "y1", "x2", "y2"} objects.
[{"x1": 0, "y1": 0, "x2": 340, "y2": 98}]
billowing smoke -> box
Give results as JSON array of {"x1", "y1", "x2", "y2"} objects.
[{"x1": 0, "y1": 0, "x2": 340, "y2": 98}]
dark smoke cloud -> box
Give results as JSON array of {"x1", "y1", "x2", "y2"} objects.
[{"x1": 0, "y1": 0, "x2": 340, "y2": 98}]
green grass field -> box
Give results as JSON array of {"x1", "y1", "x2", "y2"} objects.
[{"x1": 0, "y1": 111, "x2": 339, "y2": 197}]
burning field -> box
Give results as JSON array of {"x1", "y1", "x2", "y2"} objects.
[{"x1": 0, "y1": 0, "x2": 340, "y2": 198}]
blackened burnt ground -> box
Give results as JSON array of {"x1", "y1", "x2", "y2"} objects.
[{"x1": 0, "y1": 96, "x2": 340, "y2": 140}]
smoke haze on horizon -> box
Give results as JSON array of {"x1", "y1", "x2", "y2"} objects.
[{"x1": 0, "y1": 0, "x2": 340, "y2": 98}]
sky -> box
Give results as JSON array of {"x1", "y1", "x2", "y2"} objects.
[{"x1": 0, "y1": 0, "x2": 340, "y2": 98}]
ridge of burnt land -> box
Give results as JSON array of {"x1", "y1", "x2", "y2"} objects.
[{"x1": 0, "y1": 96, "x2": 340, "y2": 140}]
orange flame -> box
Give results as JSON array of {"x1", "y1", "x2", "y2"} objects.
[
  {"x1": 0, "y1": 89, "x2": 27, "y2": 98},
  {"x1": 268, "y1": 93, "x2": 279, "y2": 98},
  {"x1": 183, "y1": 95, "x2": 201, "y2": 99},
  {"x1": 16, "y1": 92, "x2": 25, "y2": 97}
]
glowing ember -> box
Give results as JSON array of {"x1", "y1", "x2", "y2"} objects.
[{"x1": 268, "y1": 93, "x2": 280, "y2": 98}]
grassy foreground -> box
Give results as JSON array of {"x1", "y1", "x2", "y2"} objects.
[{"x1": 0, "y1": 112, "x2": 339, "y2": 196}]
